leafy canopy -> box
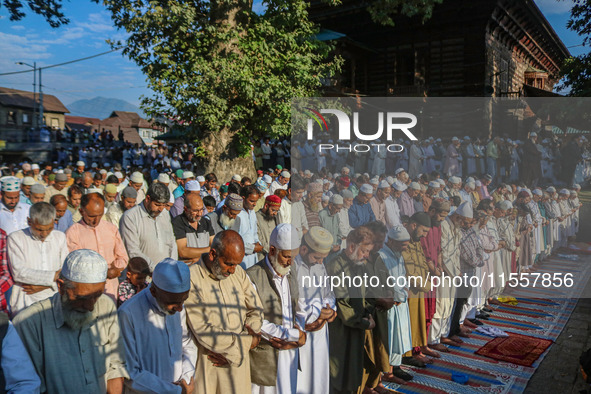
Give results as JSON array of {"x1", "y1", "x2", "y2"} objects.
[{"x1": 560, "y1": 0, "x2": 591, "y2": 96}]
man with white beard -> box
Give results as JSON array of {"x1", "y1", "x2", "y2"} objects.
[
  {"x1": 247, "y1": 223, "x2": 307, "y2": 394},
  {"x1": 13, "y1": 249, "x2": 129, "y2": 393},
  {"x1": 206, "y1": 193, "x2": 243, "y2": 234},
  {"x1": 294, "y1": 227, "x2": 337, "y2": 394}
]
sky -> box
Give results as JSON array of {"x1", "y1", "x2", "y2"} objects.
[{"x1": 0, "y1": 0, "x2": 588, "y2": 114}]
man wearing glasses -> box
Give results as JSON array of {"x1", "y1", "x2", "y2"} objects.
[{"x1": 173, "y1": 193, "x2": 215, "y2": 264}]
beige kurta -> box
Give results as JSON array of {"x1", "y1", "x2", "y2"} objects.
[
  {"x1": 434, "y1": 218, "x2": 461, "y2": 320},
  {"x1": 402, "y1": 241, "x2": 431, "y2": 349},
  {"x1": 185, "y1": 260, "x2": 263, "y2": 394}
]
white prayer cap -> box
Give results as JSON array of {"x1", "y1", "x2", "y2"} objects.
[
  {"x1": 91, "y1": 162, "x2": 98, "y2": 168},
  {"x1": 465, "y1": 182, "x2": 475, "y2": 190},
  {"x1": 104, "y1": 163, "x2": 111, "y2": 167},
  {"x1": 409, "y1": 182, "x2": 421, "y2": 191},
  {"x1": 449, "y1": 176, "x2": 461, "y2": 184},
  {"x1": 197, "y1": 175, "x2": 205, "y2": 183},
  {"x1": 360, "y1": 184, "x2": 373, "y2": 194},
  {"x1": 304, "y1": 170, "x2": 312, "y2": 176},
  {"x1": 525, "y1": 189, "x2": 533, "y2": 197},
  {"x1": 1, "y1": 176, "x2": 20, "y2": 192},
  {"x1": 466, "y1": 177, "x2": 475, "y2": 183},
  {"x1": 475, "y1": 180, "x2": 482, "y2": 187},
  {"x1": 428, "y1": 181, "x2": 440, "y2": 188},
  {"x1": 463, "y1": 136, "x2": 470, "y2": 140},
  {"x1": 530, "y1": 132, "x2": 537, "y2": 137},
  {"x1": 130, "y1": 172, "x2": 144, "y2": 184},
  {"x1": 387, "y1": 225, "x2": 410, "y2": 242},
  {"x1": 185, "y1": 180, "x2": 200, "y2": 192},
  {"x1": 532, "y1": 189, "x2": 543, "y2": 196},
  {"x1": 158, "y1": 173, "x2": 170, "y2": 184},
  {"x1": 370, "y1": 177, "x2": 379, "y2": 186},
  {"x1": 574, "y1": 184, "x2": 581, "y2": 190},
  {"x1": 114, "y1": 172, "x2": 123, "y2": 179},
  {"x1": 330, "y1": 194, "x2": 343, "y2": 204},
  {"x1": 280, "y1": 171, "x2": 291, "y2": 179},
  {"x1": 395, "y1": 168, "x2": 406, "y2": 175},
  {"x1": 86, "y1": 187, "x2": 103, "y2": 195},
  {"x1": 323, "y1": 179, "x2": 330, "y2": 184},
  {"x1": 152, "y1": 258, "x2": 190, "y2": 293},
  {"x1": 438, "y1": 179, "x2": 446, "y2": 186},
  {"x1": 22, "y1": 176, "x2": 36, "y2": 186},
  {"x1": 232, "y1": 174, "x2": 242, "y2": 182},
  {"x1": 452, "y1": 137, "x2": 459, "y2": 142},
  {"x1": 61, "y1": 249, "x2": 107, "y2": 284},
  {"x1": 321, "y1": 194, "x2": 330, "y2": 203},
  {"x1": 546, "y1": 186, "x2": 556, "y2": 193},
  {"x1": 392, "y1": 180, "x2": 407, "y2": 192},
  {"x1": 31, "y1": 164, "x2": 39, "y2": 170},
  {"x1": 270, "y1": 223, "x2": 301, "y2": 251},
  {"x1": 455, "y1": 202, "x2": 473, "y2": 218},
  {"x1": 570, "y1": 190, "x2": 577, "y2": 196},
  {"x1": 99, "y1": 169, "x2": 107, "y2": 175},
  {"x1": 386, "y1": 176, "x2": 395, "y2": 185},
  {"x1": 378, "y1": 180, "x2": 390, "y2": 189},
  {"x1": 76, "y1": 161, "x2": 85, "y2": 167},
  {"x1": 182, "y1": 171, "x2": 195, "y2": 179},
  {"x1": 341, "y1": 189, "x2": 354, "y2": 199},
  {"x1": 30, "y1": 184, "x2": 45, "y2": 194},
  {"x1": 263, "y1": 175, "x2": 273, "y2": 184},
  {"x1": 499, "y1": 200, "x2": 513, "y2": 210}
]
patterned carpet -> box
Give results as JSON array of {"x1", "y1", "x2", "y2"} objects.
[{"x1": 383, "y1": 254, "x2": 591, "y2": 394}]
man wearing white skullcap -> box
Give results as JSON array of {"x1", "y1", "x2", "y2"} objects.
[
  {"x1": 369, "y1": 180, "x2": 391, "y2": 226},
  {"x1": 185, "y1": 230, "x2": 263, "y2": 393},
  {"x1": 0, "y1": 176, "x2": 30, "y2": 235},
  {"x1": 318, "y1": 194, "x2": 344, "y2": 253},
  {"x1": 119, "y1": 258, "x2": 197, "y2": 393},
  {"x1": 128, "y1": 171, "x2": 147, "y2": 204},
  {"x1": 348, "y1": 184, "x2": 376, "y2": 228},
  {"x1": 293, "y1": 227, "x2": 337, "y2": 394},
  {"x1": 247, "y1": 223, "x2": 306, "y2": 394},
  {"x1": 398, "y1": 181, "x2": 419, "y2": 217},
  {"x1": 13, "y1": 249, "x2": 129, "y2": 393}
]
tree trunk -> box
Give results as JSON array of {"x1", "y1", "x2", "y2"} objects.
[{"x1": 200, "y1": 127, "x2": 255, "y2": 182}]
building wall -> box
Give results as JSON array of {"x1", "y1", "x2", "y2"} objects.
[{"x1": 0, "y1": 104, "x2": 65, "y2": 129}]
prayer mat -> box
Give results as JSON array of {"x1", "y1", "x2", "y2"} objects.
[{"x1": 474, "y1": 333, "x2": 553, "y2": 367}]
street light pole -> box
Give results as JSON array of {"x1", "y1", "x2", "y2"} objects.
[
  {"x1": 15, "y1": 61, "x2": 37, "y2": 128},
  {"x1": 39, "y1": 68, "x2": 44, "y2": 127}
]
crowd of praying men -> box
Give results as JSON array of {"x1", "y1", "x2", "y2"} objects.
[{"x1": 0, "y1": 137, "x2": 584, "y2": 394}]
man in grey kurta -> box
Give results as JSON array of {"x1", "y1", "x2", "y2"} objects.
[
  {"x1": 119, "y1": 182, "x2": 178, "y2": 271},
  {"x1": 256, "y1": 195, "x2": 281, "y2": 259},
  {"x1": 13, "y1": 249, "x2": 128, "y2": 394}
]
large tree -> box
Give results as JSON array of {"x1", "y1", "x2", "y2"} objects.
[{"x1": 560, "y1": 0, "x2": 591, "y2": 96}]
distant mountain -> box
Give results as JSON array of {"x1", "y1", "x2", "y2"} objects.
[{"x1": 67, "y1": 97, "x2": 143, "y2": 119}]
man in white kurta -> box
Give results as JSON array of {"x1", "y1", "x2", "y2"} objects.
[
  {"x1": 294, "y1": 227, "x2": 336, "y2": 394},
  {"x1": 0, "y1": 176, "x2": 30, "y2": 235},
  {"x1": 238, "y1": 191, "x2": 262, "y2": 269},
  {"x1": 248, "y1": 224, "x2": 307, "y2": 394},
  {"x1": 8, "y1": 202, "x2": 69, "y2": 316},
  {"x1": 119, "y1": 258, "x2": 197, "y2": 393}
]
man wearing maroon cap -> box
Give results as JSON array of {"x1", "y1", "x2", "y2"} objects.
[
  {"x1": 256, "y1": 195, "x2": 282, "y2": 259},
  {"x1": 330, "y1": 176, "x2": 350, "y2": 196}
]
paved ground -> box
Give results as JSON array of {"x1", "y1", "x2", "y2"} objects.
[{"x1": 524, "y1": 189, "x2": 591, "y2": 393}]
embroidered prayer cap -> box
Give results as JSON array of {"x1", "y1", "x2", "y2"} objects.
[
  {"x1": 1, "y1": 176, "x2": 20, "y2": 192},
  {"x1": 185, "y1": 180, "x2": 200, "y2": 192},
  {"x1": 387, "y1": 225, "x2": 410, "y2": 242},
  {"x1": 455, "y1": 202, "x2": 473, "y2": 218},
  {"x1": 158, "y1": 173, "x2": 170, "y2": 184},
  {"x1": 255, "y1": 178, "x2": 268, "y2": 193},
  {"x1": 130, "y1": 172, "x2": 144, "y2": 183},
  {"x1": 121, "y1": 186, "x2": 138, "y2": 199},
  {"x1": 152, "y1": 258, "x2": 190, "y2": 293},
  {"x1": 270, "y1": 223, "x2": 301, "y2": 251},
  {"x1": 303, "y1": 226, "x2": 333, "y2": 254},
  {"x1": 262, "y1": 175, "x2": 273, "y2": 184},
  {"x1": 61, "y1": 249, "x2": 107, "y2": 284},
  {"x1": 308, "y1": 182, "x2": 324, "y2": 194},
  {"x1": 265, "y1": 195, "x2": 282, "y2": 207},
  {"x1": 225, "y1": 193, "x2": 243, "y2": 211},
  {"x1": 430, "y1": 198, "x2": 451, "y2": 212},
  {"x1": 395, "y1": 168, "x2": 406, "y2": 175}
]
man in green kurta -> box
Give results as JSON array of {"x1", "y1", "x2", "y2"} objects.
[{"x1": 327, "y1": 227, "x2": 376, "y2": 394}]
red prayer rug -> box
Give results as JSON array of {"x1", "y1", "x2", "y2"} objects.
[{"x1": 474, "y1": 332, "x2": 553, "y2": 367}]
